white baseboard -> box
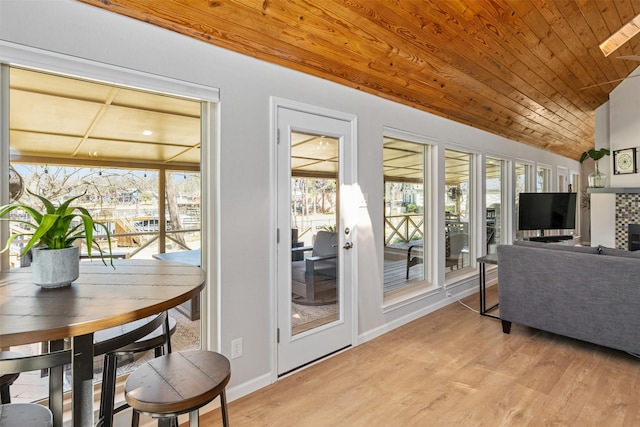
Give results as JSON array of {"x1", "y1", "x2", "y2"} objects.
[
  {"x1": 225, "y1": 372, "x2": 272, "y2": 402},
  {"x1": 358, "y1": 284, "x2": 479, "y2": 345}
]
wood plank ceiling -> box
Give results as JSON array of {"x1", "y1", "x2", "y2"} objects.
[{"x1": 79, "y1": 0, "x2": 640, "y2": 161}]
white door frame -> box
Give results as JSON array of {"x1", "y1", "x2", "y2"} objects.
[{"x1": 270, "y1": 97, "x2": 358, "y2": 380}]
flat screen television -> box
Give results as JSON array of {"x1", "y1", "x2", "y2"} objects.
[{"x1": 518, "y1": 192, "x2": 577, "y2": 236}]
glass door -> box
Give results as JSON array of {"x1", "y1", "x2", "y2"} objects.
[{"x1": 276, "y1": 104, "x2": 354, "y2": 376}]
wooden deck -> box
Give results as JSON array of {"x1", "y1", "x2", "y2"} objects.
[
  {"x1": 384, "y1": 246, "x2": 472, "y2": 293},
  {"x1": 384, "y1": 258, "x2": 424, "y2": 292}
]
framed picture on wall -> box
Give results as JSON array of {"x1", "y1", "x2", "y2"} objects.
[{"x1": 613, "y1": 148, "x2": 637, "y2": 175}]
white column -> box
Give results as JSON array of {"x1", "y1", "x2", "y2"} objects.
[{"x1": 590, "y1": 193, "x2": 616, "y2": 247}]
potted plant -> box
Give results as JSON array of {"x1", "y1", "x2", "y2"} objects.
[
  {"x1": 580, "y1": 148, "x2": 610, "y2": 188},
  {"x1": 0, "y1": 189, "x2": 113, "y2": 288}
]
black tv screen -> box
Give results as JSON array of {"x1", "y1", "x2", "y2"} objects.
[{"x1": 518, "y1": 192, "x2": 577, "y2": 231}]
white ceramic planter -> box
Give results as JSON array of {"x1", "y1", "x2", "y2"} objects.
[{"x1": 32, "y1": 246, "x2": 80, "y2": 288}]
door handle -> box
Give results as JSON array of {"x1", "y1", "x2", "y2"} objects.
[{"x1": 343, "y1": 242, "x2": 353, "y2": 250}]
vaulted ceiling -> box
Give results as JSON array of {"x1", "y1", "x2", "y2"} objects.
[{"x1": 79, "y1": 0, "x2": 640, "y2": 160}]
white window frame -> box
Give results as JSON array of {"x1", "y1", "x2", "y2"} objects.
[
  {"x1": 484, "y1": 155, "x2": 512, "y2": 253},
  {"x1": 443, "y1": 146, "x2": 477, "y2": 281},
  {"x1": 382, "y1": 127, "x2": 437, "y2": 310},
  {"x1": 0, "y1": 40, "x2": 221, "y2": 351},
  {"x1": 536, "y1": 163, "x2": 552, "y2": 192}
]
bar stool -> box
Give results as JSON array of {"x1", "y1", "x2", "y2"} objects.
[
  {"x1": 94, "y1": 312, "x2": 177, "y2": 427},
  {"x1": 0, "y1": 403, "x2": 53, "y2": 427},
  {"x1": 0, "y1": 349, "x2": 71, "y2": 427},
  {"x1": 125, "y1": 350, "x2": 230, "y2": 427},
  {"x1": 0, "y1": 351, "x2": 26, "y2": 403}
]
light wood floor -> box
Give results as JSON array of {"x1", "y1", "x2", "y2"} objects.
[{"x1": 196, "y1": 287, "x2": 640, "y2": 426}]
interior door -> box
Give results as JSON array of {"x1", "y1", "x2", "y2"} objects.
[{"x1": 276, "y1": 103, "x2": 355, "y2": 376}]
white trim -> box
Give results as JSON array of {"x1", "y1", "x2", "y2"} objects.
[
  {"x1": 0, "y1": 64, "x2": 9, "y2": 271},
  {"x1": 269, "y1": 96, "x2": 278, "y2": 383},
  {"x1": 0, "y1": 40, "x2": 220, "y2": 102},
  {"x1": 200, "y1": 101, "x2": 222, "y2": 352},
  {"x1": 445, "y1": 139, "x2": 481, "y2": 156},
  {"x1": 383, "y1": 125, "x2": 438, "y2": 145},
  {"x1": 270, "y1": 97, "x2": 357, "y2": 123},
  {"x1": 360, "y1": 285, "x2": 478, "y2": 344}
]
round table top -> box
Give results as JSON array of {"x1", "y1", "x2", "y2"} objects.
[{"x1": 0, "y1": 259, "x2": 206, "y2": 347}]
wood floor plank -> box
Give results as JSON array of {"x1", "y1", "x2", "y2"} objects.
[{"x1": 192, "y1": 287, "x2": 640, "y2": 426}]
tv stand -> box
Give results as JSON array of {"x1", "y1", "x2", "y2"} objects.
[{"x1": 528, "y1": 235, "x2": 573, "y2": 243}]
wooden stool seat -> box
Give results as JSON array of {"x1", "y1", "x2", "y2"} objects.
[
  {"x1": 0, "y1": 403, "x2": 53, "y2": 427},
  {"x1": 125, "y1": 350, "x2": 230, "y2": 426},
  {"x1": 0, "y1": 351, "x2": 27, "y2": 404}
]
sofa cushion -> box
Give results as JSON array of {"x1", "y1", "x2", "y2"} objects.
[
  {"x1": 514, "y1": 239, "x2": 599, "y2": 254},
  {"x1": 597, "y1": 245, "x2": 640, "y2": 259}
]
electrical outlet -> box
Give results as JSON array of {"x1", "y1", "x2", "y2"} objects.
[
  {"x1": 231, "y1": 338, "x2": 243, "y2": 359},
  {"x1": 446, "y1": 292, "x2": 453, "y2": 298}
]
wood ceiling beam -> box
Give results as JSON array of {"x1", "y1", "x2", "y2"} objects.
[
  {"x1": 72, "y1": 87, "x2": 119, "y2": 158},
  {"x1": 10, "y1": 156, "x2": 200, "y2": 172}
]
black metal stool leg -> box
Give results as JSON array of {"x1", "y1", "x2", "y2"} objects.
[
  {"x1": 99, "y1": 353, "x2": 118, "y2": 427},
  {"x1": 164, "y1": 315, "x2": 172, "y2": 355},
  {"x1": 0, "y1": 383, "x2": 11, "y2": 403},
  {"x1": 221, "y1": 389, "x2": 229, "y2": 427}
]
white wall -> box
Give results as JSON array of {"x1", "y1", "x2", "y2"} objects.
[
  {"x1": 610, "y1": 66, "x2": 640, "y2": 187},
  {"x1": 590, "y1": 67, "x2": 640, "y2": 247},
  {"x1": 0, "y1": 0, "x2": 580, "y2": 400}
]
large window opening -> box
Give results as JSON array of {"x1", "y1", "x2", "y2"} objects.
[
  {"x1": 444, "y1": 149, "x2": 473, "y2": 276},
  {"x1": 290, "y1": 132, "x2": 339, "y2": 333},
  {"x1": 3, "y1": 66, "x2": 204, "y2": 403},
  {"x1": 571, "y1": 171, "x2": 581, "y2": 237},
  {"x1": 383, "y1": 135, "x2": 431, "y2": 297},
  {"x1": 485, "y1": 157, "x2": 507, "y2": 255},
  {"x1": 515, "y1": 161, "x2": 535, "y2": 239},
  {"x1": 536, "y1": 164, "x2": 552, "y2": 192}
]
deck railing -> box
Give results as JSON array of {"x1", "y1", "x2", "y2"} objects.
[{"x1": 384, "y1": 214, "x2": 423, "y2": 245}]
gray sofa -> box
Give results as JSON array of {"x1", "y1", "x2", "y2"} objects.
[{"x1": 497, "y1": 240, "x2": 640, "y2": 354}]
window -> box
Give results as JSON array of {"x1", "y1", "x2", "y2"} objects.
[
  {"x1": 536, "y1": 164, "x2": 552, "y2": 192},
  {"x1": 383, "y1": 135, "x2": 431, "y2": 296},
  {"x1": 557, "y1": 166, "x2": 568, "y2": 192},
  {"x1": 485, "y1": 157, "x2": 507, "y2": 255},
  {"x1": 444, "y1": 149, "x2": 473, "y2": 275},
  {"x1": 515, "y1": 162, "x2": 534, "y2": 239},
  {"x1": 2, "y1": 66, "x2": 205, "y2": 403},
  {"x1": 570, "y1": 171, "x2": 580, "y2": 236}
]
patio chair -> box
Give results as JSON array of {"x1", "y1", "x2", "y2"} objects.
[
  {"x1": 446, "y1": 233, "x2": 468, "y2": 270},
  {"x1": 291, "y1": 228, "x2": 305, "y2": 261},
  {"x1": 291, "y1": 231, "x2": 338, "y2": 303}
]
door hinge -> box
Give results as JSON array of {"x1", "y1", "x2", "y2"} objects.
[
  {"x1": 277, "y1": 129, "x2": 281, "y2": 144},
  {"x1": 277, "y1": 228, "x2": 280, "y2": 244},
  {"x1": 277, "y1": 328, "x2": 280, "y2": 343}
]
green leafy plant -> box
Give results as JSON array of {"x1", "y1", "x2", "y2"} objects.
[
  {"x1": 322, "y1": 224, "x2": 336, "y2": 233},
  {"x1": 579, "y1": 148, "x2": 610, "y2": 163},
  {"x1": 0, "y1": 189, "x2": 113, "y2": 266},
  {"x1": 580, "y1": 148, "x2": 610, "y2": 178}
]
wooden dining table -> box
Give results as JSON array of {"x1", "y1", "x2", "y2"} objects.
[
  {"x1": 152, "y1": 250, "x2": 202, "y2": 320},
  {"x1": 0, "y1": 259, "x2": 206, "y2": 426}
]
